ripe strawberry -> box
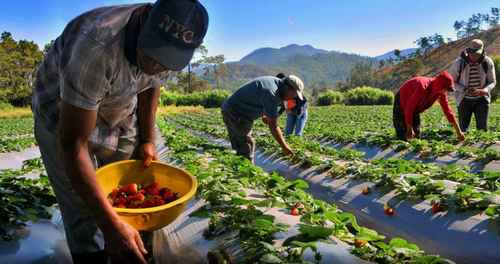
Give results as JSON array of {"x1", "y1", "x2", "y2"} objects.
[
  {"x1": 361, "y1": 187, "x2": 371, "y2": 195},
  {"x1": 116, "y1": 203, "x2": 126, "y2": 208},
  {"x1": 129, "y1": 193, "x2": 145, "y2": 202},
  {"x1": 113, "y1": 196, "x2": 127, "y2": 206},
  {"x1": 354, "y1": 239, "x2": 367, "y2": 248},
  {"x1": 145, "y1": 182, "x2": 160, "y2": 195},
  {"x1": 109, "y1": 188, "x2": 119, "y2": 200},
  {"x1": 162, "y1": 190, "x2": 174, "y2": 201},
  {"x1": 431, "y1": 203, "x2": 443, "y2": 214},
  {"x1": 384, "y1": 204, "x2": 395, "y2": 216},
  {"x1": 121, "y1": 183, "x2": 138, "y2": 195},
  {"x1": 291, "y1": 207, "x2": 299, "y2": 216}
]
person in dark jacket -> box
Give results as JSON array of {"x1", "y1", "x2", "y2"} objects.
[{"x1": 393, "y1": 71, "x2": 465, "y2": 141}]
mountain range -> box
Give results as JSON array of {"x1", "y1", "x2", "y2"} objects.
[{"x1": 214, "y1": 44, "x2": 387, "y2": 87}]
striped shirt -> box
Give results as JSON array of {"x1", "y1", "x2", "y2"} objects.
[
  {"x1": 32, "y1": 4, "x2": 161, "y2": 155},
  {"x1": 466, "y1": 63, "x2": 482, "y2": 99}
]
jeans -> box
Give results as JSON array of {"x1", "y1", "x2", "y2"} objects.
[
  {"x1": 285, "y1": 111, "x2": 308, "y2": 136},
  {"x1": 458, "y1": 97, "x2": 489, "y2": 132},
  {"x1": 34, "y1": 117, "x2": 161, "y2": 259}
]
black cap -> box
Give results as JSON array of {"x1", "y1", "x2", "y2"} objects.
[{"x1": 138, "y1": 0, "x2": 209, "y2": 71}]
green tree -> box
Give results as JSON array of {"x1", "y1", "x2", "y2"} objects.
[{"x1": 0, "y1": 31, "x2": 43, "y2": 105}]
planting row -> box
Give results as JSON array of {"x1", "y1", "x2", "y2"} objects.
[
  {"x1": 156, "y1": 115, "x2": 448, "y2": 264},
  {"x1": 198, "y1": 105, "x2": 500, "y2": 163},
  {"x1": 0, "y1": 158, "x2": 57, "y2": 241},
  {"x1": 0, "y1": 117, "x2": 36, "y2": 152},
  {"x1": 167, "y1": 111, "x2": 500, "y2": 221}
]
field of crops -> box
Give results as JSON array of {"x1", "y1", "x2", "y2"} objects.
[{"x1": 1, "y1": 104, "x2": 500, "y2": 263}]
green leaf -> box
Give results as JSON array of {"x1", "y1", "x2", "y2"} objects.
[
  {"x1": 260, "y1": 253, "x2": 282, "y2": 263},
  {"x1": 189, "y1": 207, "x2": 211, "y2": 218},
  {"x1": 298, "y1": 224, "x2": 334, "y2": 240},
  {"x1": 355, "y1": 227, "x2": 385, "y2": 242},
  {"x1": 291, "y1": 179, "x2": 309, "y2": 190},
  {"x1": 389, "y1": 238, "x2": 409, "y2": 248}
]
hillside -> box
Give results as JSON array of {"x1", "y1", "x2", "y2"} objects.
[
  {"x1": 220, "y1": 44, "x2": 375, "y2": 87},
  {"x1": 239, "y1": 44, "x2": 328, "y2": 65},
  {"x1": 375, "y1": 48, "x2": 417, "y2": 61},
  {"x1": 385, "y1": 26, "x2": 500, "y2": 79}
]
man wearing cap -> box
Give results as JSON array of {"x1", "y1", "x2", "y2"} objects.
[
  {"x1": 393, "y1": 71, "x2": 465, "y2": 141},
  {"x1": 449, "y1": 39, "x2": 496, "y2": 132},
  {"x1": 221, "y1": 75, "x2": 305, "y2": 162},
  {"x1": 32, "y1": 0, "x2": 208, "y2": 263}
]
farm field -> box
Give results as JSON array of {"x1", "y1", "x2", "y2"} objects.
[{"x1": 1, "y1": 104, "x2": 499, "y2": 263}]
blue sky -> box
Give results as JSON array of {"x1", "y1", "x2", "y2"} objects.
[{"x1": 1, "y1": 0, "x2": 500, "y2": 61}]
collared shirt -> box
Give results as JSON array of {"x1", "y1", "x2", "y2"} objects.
[
  {"x1": 32, "y1": 4, "x2": 162, "y2": 155},
  {"x1": 222, "y1": 76, "x2": 283, "y2": 121}
]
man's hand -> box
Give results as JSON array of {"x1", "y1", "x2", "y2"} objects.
[
  {"x1": 405, "y1": 128, "x2": 415, "y2": 140},
  {"x1": 282, "y1": 145, "x2": 294, "y2": 156},
  {"x1": 102, "y1": 220, "x2": 147, "y2": 264},
  {"x1": 262, "y1": 116, "x2": 269, "y2": 125},
  {"x1": 138, "y1": 142, "x2": 158, "y2": 167},
  {"x1": 457, "y1": 131, "x2": 465, "y2": 142},
  {"x1": 471, "y1": 88, "x2": 488, "y2": 97}
]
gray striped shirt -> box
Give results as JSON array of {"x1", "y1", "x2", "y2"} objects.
[
  {"x1": 466, "y1": 63, "x2": 482, "y2": 99},
  {"x1": 32, "y1": 4, "x2": 161, "y2": 155}
]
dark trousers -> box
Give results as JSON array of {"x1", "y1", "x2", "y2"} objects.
[
  {"x1": 393, "y1": 92, "x2": 421, "y2": 140},
  {"x1": 458, "y1": 97, "x2": 489, "y2": 132},
  {"x1": 221, "y1": 108, "x2": 256, "y2": 162}
]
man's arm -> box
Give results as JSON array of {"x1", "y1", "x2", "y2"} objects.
[
  {"x1": 484, "y1": 58, "x2": 497, "y2": 93},
  {"x1": 59, "y1": 102, "x2": 147, "y2": 263},
  {"x1": 137, "y1": 82, "x2": 160, "y2": 166},
  {"x1": 266, "y1": 117, "x2": 293, "y2": 155},
  {"x1": 438, "y1": 95, "x2": 464, "y2": 141},
  {"x1": 448, "y1": 59, "x2": 466, "y2": 93}
]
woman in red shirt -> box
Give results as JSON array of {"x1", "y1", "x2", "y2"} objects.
[{"x1": 393, "y1": 71, "x2": 465, "y2": 141}]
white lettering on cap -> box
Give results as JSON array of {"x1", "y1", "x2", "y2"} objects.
[
  {"x1": 158, "y1": 14, "x2": 195, "y2": 44},
  {"x1": 183, "y1": 31, "x2": 194, "y2": 44}
]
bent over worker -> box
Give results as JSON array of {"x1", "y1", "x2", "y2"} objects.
[
  {"x1": 31, "y1": 0, "x2": 208, "y2": 263},
  {"x1": 393, "y1": 71, "x2": 465, "y2": 141},
  {"x1": 221, "y1": 75, "x2": 305, "y2": 162}
]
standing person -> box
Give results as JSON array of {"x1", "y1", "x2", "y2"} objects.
[
  {"x1": 448, "y1": 39, "x2": 496, "y2": 132},
  {"x1": 221, "y1": 75, "x2": 305, "y2": 162},
  {"x1": 284, "y1": 97, "x2": 308, "y2": 136},
  {"x1": 275, "y1": 73, "x2": 309, "y2": 136},
  {"x1": 31, "y1": 0, "x2": 208, "y2": 263},
  {"x1": 393, "y1": 71, "x2": 465, "y2": 141}
]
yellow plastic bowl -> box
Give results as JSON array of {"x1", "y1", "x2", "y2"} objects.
[{"x1": 95, "y1": 160, "x2": 197, "y2": 231}]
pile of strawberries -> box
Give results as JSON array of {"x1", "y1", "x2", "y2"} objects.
[{"x1": 108, "y1": 182, "x2": 179, "y2": 208}]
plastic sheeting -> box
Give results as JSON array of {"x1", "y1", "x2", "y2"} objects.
[
  {"x1": 0, "y1": 147, "x2": 40, "y2": 170},
  {"x1": 179, "y1": 126, "x2": 500, "y2": 264},
  {"x1": 152, "y1": 196, "x2": 371, "y2": 264},
  {"x1": 322, "y1": 139, "x2": 500, "y2": 173},
  {"x1": 0, "y1": 210, "x2": 72, "y2": 264},
  {"x1": 253, "y1": 150, "x2": 500, "y2": 264}
]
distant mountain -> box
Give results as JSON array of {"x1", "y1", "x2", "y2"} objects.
[
  {"x1": 375, "y1": 48, "x2": 417, "y2": 61},
  {"x1": 218, "y1": 46, "x2": 375, "y2": 87},
  {"x1": 238, "y1": 44, "x2": 329, "y2": 66}
]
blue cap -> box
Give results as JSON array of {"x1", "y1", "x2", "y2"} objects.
[{"x1": 138, "y1": 0, "x2": 209, "y2": 71}]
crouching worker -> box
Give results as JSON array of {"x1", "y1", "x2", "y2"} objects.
[
  {"x1": 31, "y1": 0, "x2": 209, "y2": 263},
  {"x1": 221, "y1": 75, "x2": 305, "y2": 162},
  {"x1": 393, "y1": 71, "x2": 465, "y2": 141}
]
